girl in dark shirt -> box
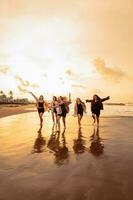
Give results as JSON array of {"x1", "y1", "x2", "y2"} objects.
[
  {"x1": 86, "y1": 94, "x2": 110, "y2": 126},
  {"x1": 74, "y1": 98, "x2": 86, "y2": 127}
]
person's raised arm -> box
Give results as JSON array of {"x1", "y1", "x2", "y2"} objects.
[
  {"x1": 86, "y1": 99, "x2": 92, "y2": 103},
  {"x1": 101, "y1": 96, "x2": 110, "y2": 102},
  {"x1": 28, "y1": 91, "x2": 38, "y2": 102},
  {"x1": 69, "y1": 92, "x2": 72, "y2": 103}
]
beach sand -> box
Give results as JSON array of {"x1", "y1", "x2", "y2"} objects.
[
  {"x1": 0, "y1": 104, "x2": 36, "y2": 118},
  {"x1": 0, "y1": 112, "x2": 133, "y2": 200}
]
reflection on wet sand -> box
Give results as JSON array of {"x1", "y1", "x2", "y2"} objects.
[
  {"x1": 1, "y1": 113, "x2": 133, "y2": 200},
  {"x1": 73, "y1": 128, "x2": 86, "y2": 154},
  {"x1": 33, "y1": 126, "x2": 46, "y2": 153},
  {"x1": 90, "y1": 127, "x2": 104, "y2": 156},
  {"x1": 47, "y1": 126, "x2": 69, "y2": 166}
]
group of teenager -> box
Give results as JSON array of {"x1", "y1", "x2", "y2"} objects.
[{"x1": 29, "y1": 92, "x2": 110, "y2": 132}]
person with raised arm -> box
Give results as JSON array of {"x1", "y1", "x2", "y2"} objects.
[
  {"x1": 29, "y1": 92, "x2": 48, "y2": 127},
  {"x1": 86, "y1": 94, "x2": 110, "y2": 126},
  {"x1": 74, "y1": 98, "x2": 86, "y2": 128}
]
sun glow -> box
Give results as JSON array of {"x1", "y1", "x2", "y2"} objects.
[{"x1": 1, "y1": 16, "x2": 94, "y2": 99}]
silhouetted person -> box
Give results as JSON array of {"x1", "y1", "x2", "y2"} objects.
[
  {"x1": 73, "y1": 128, "x2": 86, "y2": 154},
  {"x1": 33, "y1": 127, "x2": 46, "y2": 153},
  {"x1": 74, "y1": 98, "x2": 87, "y2": 128},
  {"x1": 86, "y1": 94, "x2": 110, "y2": 126},
  {"x1": 50, "y1": 96, "x2": 58, "y2": 125},
  {"x1": 90, "y1": 127, "x2": 104, "y2": 156},
  {"x1": 29, "y1": 91, "x2": 49, "y2": 127}
]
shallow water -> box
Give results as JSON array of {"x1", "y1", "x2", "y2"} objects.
[{"x1": 0, "y1": 112, "x2": 133, "y2": 200}]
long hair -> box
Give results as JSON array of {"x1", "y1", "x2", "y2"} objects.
[
  {"x1": 76, "y1": 98, "x2": 85, "y2": 105},
  {"x1": 93, "y1": 94, "x2": 101, "y2": 102},
  {"x1": 60, "y1": 96, "x2": 64, "y2": 101},
  {"x1": 53, "y1": 96, "x2": 57, "y2": 101}
]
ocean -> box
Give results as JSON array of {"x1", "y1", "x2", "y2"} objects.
[{"x1": 68, "y1": 103, "x2": 133, "y2": 117}]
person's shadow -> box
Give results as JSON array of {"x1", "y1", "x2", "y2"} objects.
[
  {"x1": 73, "y1": 128, "x2": 86, "y2": 154},
  {"x1": 33, "y1": 126, "x2": 46, "y2": 153},
  {"x1": 47, "y1": 128, "x2": 69, "y2": 166},
  {"x1": 90, "y1": 127, "x2": 104, "y2": 156}
]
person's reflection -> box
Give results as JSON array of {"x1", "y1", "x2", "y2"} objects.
[
  {"x1": 47, "y1": 124, "x2": 60, "y2": 152},
  {"x1": 90, "y1": 127, "x2": 104, "y2": 156},
  {"x1": 33, "y1": 126, "x2": 46, "y2": 153},
  {"x1": 73, "y1": 128, "x2": 86, "y2": 154},
  {"x1": 47, "y1": 128, "x2": 69, "y2": 165}
]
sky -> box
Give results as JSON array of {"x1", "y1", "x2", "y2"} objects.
[{"x1": 0, "y1": 0, "x2": 133, "y2": 102}]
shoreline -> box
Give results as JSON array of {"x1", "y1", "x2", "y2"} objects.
[{"x1": 0, "y1": 104, "x2": 36, "y2": 118}]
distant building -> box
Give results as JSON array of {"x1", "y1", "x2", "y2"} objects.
[
  {"x1": 0, "y1": 95, "x2": 12, "y2": 103},
  {"x1": 0, "y1": 95, "x2": 30, "y2": 104},
  {"x1": 13, "y1": 98, "x2": 29, "y2": 104}
]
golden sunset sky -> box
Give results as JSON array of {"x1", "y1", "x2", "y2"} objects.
[{"x1": 0, "y1": 0, "x2": 133, "y2": 102}]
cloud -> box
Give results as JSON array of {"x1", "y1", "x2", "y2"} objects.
[
  {"x1": 91, "y1": 88, "x2": 103, "y2": 94},
  {"x1": 15, "y1": 75, "x2": 39, "y2": 88},
  {"x1": 17, "y1": 85, "x2": 27, "y2": 93},
  {"x1": 65, "y1": 69, "x2": 73, "y2": 76},
  {"x1": 93, "y1": 58, "x2": 125, "y2": 83},
  {"x1": 71, "y1": 84, "x2": 86, "y2": 88},
  {"x1": 30, "y1": 83, "x2": 40, "y2": 88},
  {"x1": 59, "y1": 77, "x2": 65, "y2": 84},
  {"x1": 15, "y1": 76, "x2": 29, "y2": 87},
  {"x1": 0, "y1": 66, "x2": 10, "y2": 74},
  {"x1": 43, "y1": 73, "x2": 47, "y2": 78}
]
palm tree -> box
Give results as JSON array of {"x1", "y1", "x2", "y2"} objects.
[
  {"x1": 0, "y1": 90, "x2": 6, "y2": 101},
  {"x1": 9, "y1": 90, "x2": 13, "y2": 99},
  {"x1": 0, "y1": 90, "x2": 4, "y2": 95}
]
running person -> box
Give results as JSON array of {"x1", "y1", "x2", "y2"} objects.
[
  {"x1": 74, "y1": 98, "x2": 86, "y2": 127},
  {"x1": 56, "y1": 93, "x2": 71, "y2": 132},
  {"x1": 51, "y1": 96, "x2": 58, "y2": 125},
  {"x1": 86, "y1": 95, "x2": 110, "y2": 126},
  {"x1": 29, "y1": 92, "x2": 48, "y2": 127}
]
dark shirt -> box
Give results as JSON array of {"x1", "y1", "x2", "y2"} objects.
[
  {"x1": 77, "y1": 103, "x2": 84, "y2": 115},
  {"x1": 38, "y1": 101, "x2": 44, "y2": 108},
  {"x1": 60, "y1": 103, "x2": 67, "y2": 114}
]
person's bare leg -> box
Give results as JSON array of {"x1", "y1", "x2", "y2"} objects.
[
  {"x1": 39, "y1": 113, "x2": 43, "y2": 126},
  {"x1": 55, "y1": 114, "x2": 58, "y2": 131},
  {"x1": 96, "y1": 116, "x2": 99, "y2": 126},
  {"x1": 38, "y1": 124, "x2": 42, "y2": 133},
  {"x1": 77, "y1": 114, "x2": 80, "y2": 126},
  {"x1": 57, "y1": 115, "x2": 61, "y2": 132},
  {"x1": 78, "y1": 114, "x2": 82, "y2": 128},
  {"x1": 80, "y1": 115, "x2": 83, "y2": 127},
  {"x1": 62, "y1": 117, "x2": 66, "y2": 129},
  {"x1": 92, "y1": 113, "x2": 96, "y2": 125},
  {"x1": 55, "y1": 113, "x2": 57, "y2": 124},
  {"x1": 52, "y1": 112, "x2": 55, "y2": 124},
  {"x1": 42, "y1": 113, "x2": 44, "y2": 124}
]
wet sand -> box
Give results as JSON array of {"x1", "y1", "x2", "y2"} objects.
[
  {"x1": 0, "y1": 104, "x2": 36, "y2": 118},
  {"x1": 0, "y1": 112, "x2": 133, "y2": 200}
]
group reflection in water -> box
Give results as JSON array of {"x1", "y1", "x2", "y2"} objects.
[{"x1": 33, "y1": 124, "x2": 104, "y2": 162}]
